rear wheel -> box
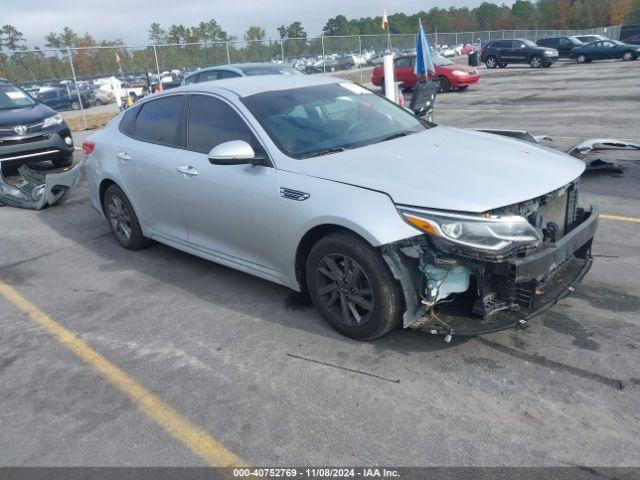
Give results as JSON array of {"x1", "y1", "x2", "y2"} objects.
[
  {"x1": 380, "y1": 77, "x2": 385, "y2": 92},
  {"x1": 457, "y1": 85, "x2": 469, "y2": 91},
  {"x1": 485, "y1": 55, "x2": 498, "y2": 69},
  {"x1": 622, "y1": 50, "x2": 635, "y2": 61},
  {"x1": 438, "y1": 76, "x2": 450, "y2": 93},
  {"x1": 498, "y1": 62, "x2": 508, "y2": 68},
  {"x1": 103, "y1": 184, "x2": 151, "y2": 250},
  {"x1": 577, "y1": 54, "x2": 587, "y2": 64},
  {"x1": 530, "y1": 55, "x2": 543, "y2": 68},
  {"x1": 70, "y1": 100, "x2": 81, "y2": 110},
  {"x1": 306, "y1": 232, "x2": 402, "y2": 340}
]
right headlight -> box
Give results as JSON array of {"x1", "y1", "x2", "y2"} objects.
[{"x1": 398, "y1": 207, "x2": 542, "y2": 252}]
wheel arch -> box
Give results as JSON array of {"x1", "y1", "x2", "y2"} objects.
[{"x1": 294, "y1": 223, "x2": 373, "y2": 292}]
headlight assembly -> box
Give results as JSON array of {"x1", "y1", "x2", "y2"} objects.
[
  {"x1": 398, "y1": 207, "x2": 542, "y2": 252},
  {"x1": 43, "y1": 114, "x2": 63, "y2": 129}
]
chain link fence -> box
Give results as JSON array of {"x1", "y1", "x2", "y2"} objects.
[{"x1": 0, "y1": 24, "x2": 621, "y2": 128}]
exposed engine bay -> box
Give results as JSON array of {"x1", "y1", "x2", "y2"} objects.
[{"x1": 383, "y1": 180, "x2": 598, "y2": 339}]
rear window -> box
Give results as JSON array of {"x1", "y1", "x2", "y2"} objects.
[
  {"x1": 133, "y1": 95, "x2": 183, "y2": 146},
  {"x1": 119, "y1": 105, "x2": 141, "y2": 136}
]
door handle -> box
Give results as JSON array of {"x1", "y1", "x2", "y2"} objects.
[
  {"x1": 116, "y1": 151, "x2": 131, "y2": 161},
  {"x1": 177, "y1": 165, "x2": 199, "y2": 176}
]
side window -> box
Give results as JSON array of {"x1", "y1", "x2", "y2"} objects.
[
  {"x1": 511, "y1": 41, "x2": 524, "y2": 49},
  {"x1": 559, "y1": 38, "x2": 571, "y2": 47},
  {"x1": 184, "y1": 74, "x2": 199, "y2": 85},
  {"x1": 538, "y1": 39, "x2": 550, "y2": 47},
  {"x1": 187, "y1": 95, "x2": 262, "y2": 155},
  {"x1": 134, "y1": 95, "x2": 183, "y2": 146},
  {"x1": 199, "y1": 71, "x2": 220, "y2": 82},
  {"x1": 119, "y1": 105, "x2": 141, "y2": 136},
  {"x1": 394, "y1": 57, "x2": 412, "y2": 67},
  {"x1": 217, "y1": 70, "x2": 239, "y2": 79}
]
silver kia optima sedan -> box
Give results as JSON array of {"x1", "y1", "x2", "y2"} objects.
[{"x1": 84, "y1": 75, "x2": 598, "y2": 340}]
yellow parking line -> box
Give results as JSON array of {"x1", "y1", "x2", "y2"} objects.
[
  {"x1": 600, "y1": 214, "x2": 640, "y2": 224},
  {"x1": 0, "y1": 280, "x2": 246, "y2": 468}
]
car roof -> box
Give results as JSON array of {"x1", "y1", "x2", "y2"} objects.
[
  {"x1": 186, "y1": 63, "x2": 292, "y2": 78},
  {"x1": 170, "y1": 74, "x2": 343, "y2": 98}
]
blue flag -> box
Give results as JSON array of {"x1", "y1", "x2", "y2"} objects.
[{"x1": 415, "y1": 20, "x2": 436, "y2": 77}]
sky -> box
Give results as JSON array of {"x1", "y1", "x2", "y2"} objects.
[{"x1": 5, "y1": 0, "x2": 511, "y2": 48}]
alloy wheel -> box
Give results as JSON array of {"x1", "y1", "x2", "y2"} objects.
[
  {"x1": 486, "y1": 57, "x2": 497, "y2": 68},
  {"x1": 315, "y1": 254, "x2": 374, "y2": 327},
  {"x1": 108, "y1": 196, "x2": 132, "y2": 243},
  {"x1": 622, "y1": 51, "x2": 633, "y2": 61},
  {"x1": 530, "y1": 56, "x2": 542, "y2": 68}
]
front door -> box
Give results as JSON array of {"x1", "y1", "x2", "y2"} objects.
[
  {"x1": 394, "y1": 57, "x2": 415, "y2": 88},
  {"x1": 174, "y1": 94, "x2": 280, "y2": 274}
]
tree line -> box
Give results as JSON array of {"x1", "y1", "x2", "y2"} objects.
[{"x1": 1, "y1": 0, "x2": 639, "y2": 82}]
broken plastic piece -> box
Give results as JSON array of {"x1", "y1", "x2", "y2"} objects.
[{"x1": 0, "y1": 160, "x2": 83, "y2": 210}]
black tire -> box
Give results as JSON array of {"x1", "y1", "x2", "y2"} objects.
[
  {"x1": 438, "y1": 76, "x2": 450, "y2": 93},
  {"x1": 103, "y1": 184, "x2": 151, "y2": 250},
  {"x1": 577, "y1": 54, "x2": 587, "y2": 64},
  {"x1": 306, "y1": 232, "x2": 402, "y2": 341},
  {"x1": 52, "y1": 155, "x2": 73, "y2": 168},
  {"x1": 498, "y1": 62, "x2": 507, "y2": 68},
  {"x1": 543, "y1": 62, "x2": 552, "y2": 68},
  {"x1": 622, "y1": 50, "x2": 635, "y2": 61},
  {"x1": 529, "y1": 55, "x2": 543, "y2": 68},
  {"x1": 71, "y1": 100, "x2": 80, "y2": 110},
  {"x1": 485, "y1": 55, "x2": 498, "y2": 69},
  {"x1": 380, "y1": 77, "x2": 385, "y2": 92}
]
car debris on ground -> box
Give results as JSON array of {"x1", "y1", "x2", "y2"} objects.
[
  {"x1": 0, "y1": 160, "x2": 83, "y2": 210},
  {"x1": 478, "y1": 129, "x2": 638, "y2": 173}
]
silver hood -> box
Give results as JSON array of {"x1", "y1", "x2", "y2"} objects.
[{"x1": 297, "y1": 126, "x2": 585, "y2": 213}]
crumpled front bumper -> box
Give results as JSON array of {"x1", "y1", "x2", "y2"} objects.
[
  {"x1": 0, "y1": 160, "x2": 83, "y2": 210},
  {"x1": 384, "y1": 206, "x2": 598, "y2": 337}
]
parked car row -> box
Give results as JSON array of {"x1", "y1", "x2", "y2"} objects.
[{"x1": 479, "y1": 35, "x2": 639, "y2": 69}]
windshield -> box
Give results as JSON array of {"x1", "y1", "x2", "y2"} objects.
[
  {"x1": 242, "y1": 83, "x2": 428, "y2": 159},
  {"x1": 242, "y1": 66, "x2": 303, "y2": 76},
  {"x1": 521, "y1": 39, "x2": 538, "y2": 48},
  {"x1": 0, "y1": 83, "x2": 37, "y2": 110}
]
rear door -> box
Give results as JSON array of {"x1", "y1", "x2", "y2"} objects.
[{"x1": 114, "y1": 94, "x2": 188, "y2": 241}]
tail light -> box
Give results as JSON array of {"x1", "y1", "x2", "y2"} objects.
[{"x1": 82, "y1": 141, "x2": 95, "y2": 154}]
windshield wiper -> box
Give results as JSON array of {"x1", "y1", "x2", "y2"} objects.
[
  {"x1": 301, "y1": 147, "x2": 347, "y2": 159},
  {"x1": 378, "y1": 130, "x2": 415, "y2": 143}
]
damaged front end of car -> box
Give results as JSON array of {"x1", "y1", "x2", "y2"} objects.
[{"x1": 382, "y1": 180, "x2": 598, "y2": 339}]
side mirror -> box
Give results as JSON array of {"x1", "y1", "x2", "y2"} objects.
[{"x1": 208, "y1": 140, "x2": 265, "y2": 166}]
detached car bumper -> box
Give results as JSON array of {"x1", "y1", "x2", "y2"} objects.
[{"x1": 0, "y1": 128, "x2": 74, "y2": 167}]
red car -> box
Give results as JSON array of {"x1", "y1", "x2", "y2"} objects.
[{"x1": 371, "y1": 53, "x2": 480, "y2": 93}]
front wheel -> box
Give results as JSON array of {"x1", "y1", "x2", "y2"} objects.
[
  {"x1": 577, "y1": 54, "x2": 587, "y2": 64},
  {"x1": 530, "y1": 55, "x2": 543, "y2": 68},
  {"x1": 438, "y1": 76, "x2": 450, "y2": 93},
  {"x1": 498, "y1": 62, "x2": 508, "y2": 68},
  {"x1": 103, "y1": 184, "x2": 151, "y2": 250},
  {"x1": 306, "y1": 232, "x2": 402, "y2": 340},
  {"x1": 622, "y1": 51, "x2": 635, "y2": 61}
]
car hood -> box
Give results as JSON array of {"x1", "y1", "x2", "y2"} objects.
[
  {"x1": 296, "y1": 126, "x2": 585, "y2": 213},
  {"x1": 0, "y1": 102, "x2": 56, "y2": 128}
]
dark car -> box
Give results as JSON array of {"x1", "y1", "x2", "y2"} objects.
[
  {"x1": 480, "y1": 39, "x2": 559, "y2": 68},
  {"x1": 182, "y1": 63, "x2": 302, "y2": 85},
  {"x1": 37, "y1": 87, "x2": 92, "y2": 111},
  {"x1": 573, "y1": 34, "x2": 608, "y2": 44},
  {"x1": 570, "y1": 39, "x2": 640, "y2": 63},
  {"x1": 0, "y1": 79, "x2": 74, "y2": 169},
  {"x1": 536, "y1": 36, "x2": 583, "y2": 58}
]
